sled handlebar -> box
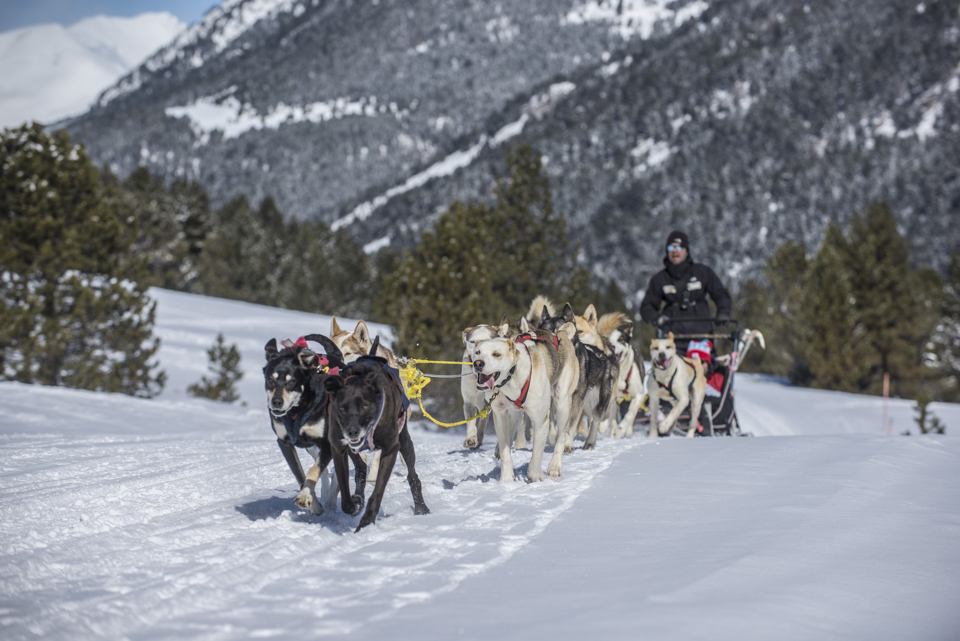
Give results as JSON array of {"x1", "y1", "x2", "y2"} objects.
[{"x1": 655, "y1": 317, "x2": 739, "y2": 341}]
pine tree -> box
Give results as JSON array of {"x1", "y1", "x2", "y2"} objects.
[
  {"x1": 844, "y1": 202, "x2": 938, "y2": 396},
  {"x1": 931, "y1": 254, "x2": 960, "y2": 400},
  {"x1": 734, "y1": 240, "x2": 810, "y2": 381},
  {"x1": 911, "y1": 391, "x2": 945, "y2": 434},
  {"x1": 379, "y1": 200, "x2": 497, "y2": 360},
  {"x1": 195, "y1": 196, "x2": 373, "y2": 317},
  {"x1": 0, "y1": 124, "x2": 164, "y2": 395},
  {"x1": 114, "y1": 167, "x2": 210, "y2": 291},
  {"x1": 187, "y1": 333, "x2": 242, "y2": 403},
  {"x1": 195, "y1": 196, "x2": 276, "y2": 303},
  {"x1": 485, "y1": 144, "x2": 593, "y2": 311},
  {"x1": 376, "y1": 144, "x2": 611, "y2": 420},
  {"x1": 378, "y1": 143, "x2": 607, "y2": 360},
  {"x1": 797, "y1": 223, "x2": 873, "y2": 392}
]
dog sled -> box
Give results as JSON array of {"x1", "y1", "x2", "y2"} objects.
[{"x1": 635, "y1": 318, "x2": 764, "y2": 437}]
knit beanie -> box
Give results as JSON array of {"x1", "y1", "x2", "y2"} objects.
[{"x1": 665, "y1": 230, "x2": 689, "y2": 251}]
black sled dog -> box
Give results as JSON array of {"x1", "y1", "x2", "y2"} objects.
[
  {"x1": 264, "y1": 334, "x2": 367, "y2": 516},
  {"x1": 324, "y1": 337, "x2": 430, "y2": 532}
]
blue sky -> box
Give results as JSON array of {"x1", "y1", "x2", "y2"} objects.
[{"x1": 0, "y1": 0, "x2": 216, "y2": 32}]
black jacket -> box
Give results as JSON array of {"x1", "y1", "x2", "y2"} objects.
[{"x1": 639, "y1": 256, "x2": 732, "y2": 341}]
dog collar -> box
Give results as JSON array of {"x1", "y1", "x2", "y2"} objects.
[{"x1": 504, "y1": 343, "x2": 532, "y2": 409}]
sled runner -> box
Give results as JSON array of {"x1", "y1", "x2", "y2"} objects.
[{"x1": 636, "y1": 318, "x2": 764, "y2": 437}]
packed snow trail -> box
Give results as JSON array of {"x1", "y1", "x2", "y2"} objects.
[
  {"x1": 369, "y1": 435, "x2": 960, "y2": 641},
  {"x1": 0, "y1": 384, "x2": 640, "y2": 639},
  {"x1": 2, "y1": 288, "x2": 960, "y2": 640}
]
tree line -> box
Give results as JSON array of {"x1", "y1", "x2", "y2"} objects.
[
  {"x1": 735, "y1": 202, "x2": 960, "y2": 402},
  {"x1": 4, "y1": 122, "x2": 957, "y2": 408},
  {"x1": 0, "y1": 124, "x2": 622, "y2": 400}
]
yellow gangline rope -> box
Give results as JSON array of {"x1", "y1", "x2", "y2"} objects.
[{"x1": 398, "y1": 359, "x2": 497, "y2": 428}]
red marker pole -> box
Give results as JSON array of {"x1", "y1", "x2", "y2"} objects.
[{"x1": 882, "y1": 372, "x2": 890, "y2": 435}]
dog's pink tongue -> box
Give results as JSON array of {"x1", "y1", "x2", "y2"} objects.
[{"x1": 477, "y1": 372, "x2": 496, "y2": 389}]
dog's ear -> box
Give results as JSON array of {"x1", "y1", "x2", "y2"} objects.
[
  {"x1": 354, "y1": 320, "x2": 370, "y2": 347},
  {"x1": 561, "y1": 303, "x2": 575, "y2": 323},
  {"x1": 583, "y1": 304, "x2": 598, "y2": 327},
  {"x1": 499, "y1": 315, "x2": 510, "y2": 337},
  {"x1": 667, "y1": 331, "x2": 675, "y2": 341},
  {"x1": 298, "y1": 349, "x2": 319, "y2": 370},
  {"x1": 302, "y1": 333, "x2": 345, "y2": 366},
  {"x1": 557, "y1": 322, "x2": 577, "y2": 341},
  {"x1": 623, "y1": 327, "x2": 633, "y2": 343},
  {"x1": 330, "y1": 316, "x2": 342, "y2": 336},
  {"x1": 462, "y1": 326, "x2": 475, "y2": 346},
  {"x1": 323, "y1": 375, "x2": 344, "y2": 395},
  {"x1": 519, "y1": 316, "x2": 531, "y2": 333},
  {"x1": 368, "y1": 334, "x2": 380, "y2": 356},
  {"x1": 265, "y1": 338, "x2": 279, "y2": 360},
  {"x1": 539, "y1": 305, "x2": 550, "y2": 328}
]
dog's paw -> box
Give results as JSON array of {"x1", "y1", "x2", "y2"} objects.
[
  {"x1": 527, "y1": 468, "x2": 544, "y2": 483},
  {"x1": 351, "y1": 492, "x2": 366, "y2": 513},
  {"x1": 294, "y1": 487, "x2": 313, "y2": 510},
  {"x1": 310, "y1": 500, "x2": 324, "y2": 516},
  {"x1": 564, "y1": 444, "x2": 574, "y2": 454},
  {"x1": 414, "y1": 503, "x2": 431, "y2": 515},
  {"x1": 341, "y1": 495, "x2": 362, "y2": 517},
  {"x1": 355, "y1": 516, "x2": 375, "y2": 532},
  {"x1": 582, "y1": 442, "x2": 595, "y2": 451},
  {"x1": 686, "y1": 428, "x2": 696, "y2": 438},
  {"x1": 547, "y1": 461, "x2": 562, "y2": 479},
  {"x1": 463, "y1": 435, "x2": 479, "y2": 449}
]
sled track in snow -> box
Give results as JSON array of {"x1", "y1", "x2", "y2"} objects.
[{"x1": 0, "y1": 429, "x2": 645, "y2": 638}]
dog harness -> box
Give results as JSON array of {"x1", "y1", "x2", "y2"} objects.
[
  {"x1": 503, "y1": 332, "x2": 560, "y2": 408},
  {"x1": 620, "y1": 363, "x2": 634, "y2": 395},
  {"x1": 655, "y1": 358, "x2": 699, "y2": 402},
  {"x1": 281, "y1": 336, "x2": 340, "y2": 375},
  {"x1": 279, "y1": 392, "x2": 326, "y2": 446}
]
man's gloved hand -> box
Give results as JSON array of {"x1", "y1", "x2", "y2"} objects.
[
  {"x1": 715, "y1": 313, "x2": 730, "y2": 325},
  {"x1": 657, "y1": 315, "x2": 670, "y2": 327}
]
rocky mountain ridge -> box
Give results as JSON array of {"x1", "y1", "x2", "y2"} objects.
[{"x1": 64, "y1": 0, "x2": 960, "y2": 306}]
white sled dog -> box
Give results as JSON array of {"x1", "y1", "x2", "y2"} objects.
[
  {"x1": 646, "y1": 332, "x2": 707, "y2": 438},
  {"x1": 472, "y1": 323, "x2": 582, "y2": 482},
  {"x1": 595, "y1": 311, "x2": 645, "y2": 438},
  {"x1": 460, "y1": 323, "x2": 502, "y2": 449}
]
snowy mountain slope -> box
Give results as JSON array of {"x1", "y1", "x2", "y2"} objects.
[
  {"x1": 0, "y1": 13, "x2": 184, "y2": 129},
  {"x1": 1, "y1": 289, "x2": 959, "y2": 640},
  {"x1": 62, "y1": 0, "x2": 960, "y2": 297}
]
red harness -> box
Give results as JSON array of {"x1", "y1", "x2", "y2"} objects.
[
  {"x1": 507, "y1": 332, "x2": 560, "y2": 408},
  {"x1": 620, "y1": 363, "x2": 634, "y2": 394}
]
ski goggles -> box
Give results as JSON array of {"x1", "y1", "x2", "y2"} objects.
[{"x1": 666, "y1": 244, "x2": 685, "y2": 252}]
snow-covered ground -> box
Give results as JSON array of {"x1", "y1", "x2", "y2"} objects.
[
  {"x1": 0, "y1": 13, "x2": 184, "y2": 129},
  {"x1": 1, "y1": 289, "x2": 958, "y2": 640}
]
